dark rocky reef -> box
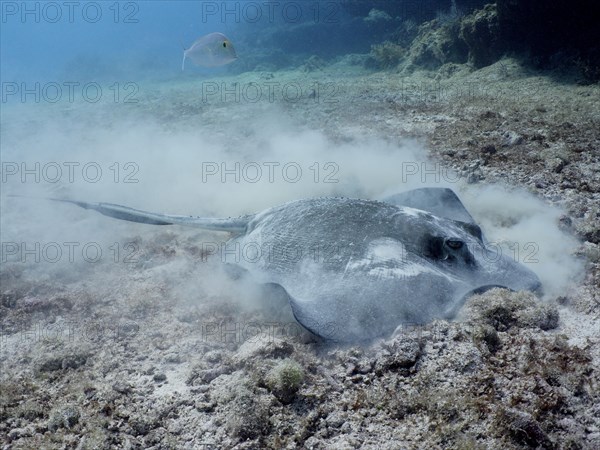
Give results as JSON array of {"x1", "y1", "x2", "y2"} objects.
[
  {"x1": 407, "y1": 18, "x2": 469, "y2": 69},
  {"x1": 496, "y1": 0, "x2": 600, "y2": 81},
  {"x1": 363, "y1": 1, "x2": 600, "y2": 81},
  {"x1": 459, "y1": 4, "x2": 502, "y2": 68}
]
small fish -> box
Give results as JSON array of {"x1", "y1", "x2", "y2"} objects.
[{"x1": 182, "y1": 32, "x2": 237, "y2": 70}]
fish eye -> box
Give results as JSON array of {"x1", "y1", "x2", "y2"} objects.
[{"x1": 446, "y1": 239, "x2": 464, "y2": 250}]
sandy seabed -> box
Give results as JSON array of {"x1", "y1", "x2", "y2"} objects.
[{"x1": 1, "y1": 59, "x2": 599, "y2": 449}]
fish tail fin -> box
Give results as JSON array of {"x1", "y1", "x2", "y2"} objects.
[
  {"x1": 10, "y1": 195, "x2": 249, "y2": 234},
  {"x1": 180, "y1": 38, "x2": 188, "y2": 71}
]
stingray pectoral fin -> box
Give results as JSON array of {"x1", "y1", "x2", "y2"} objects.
[
  {"x1": 288, "y1": 298, "x2": 340, "y2": 341},
  {"x1": 383, "y1": 187, "x2": 486, "y2": 242},
  {"x1": 383, "y1": 187, "x2": 476, "y2": 225},
  {"x1": 12, "y1": 196, "x2": 249, "y2": 234}
]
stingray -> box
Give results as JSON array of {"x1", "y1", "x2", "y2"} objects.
[{"x1": 34, "y1": 188, "x2": 541, "y2": 342}]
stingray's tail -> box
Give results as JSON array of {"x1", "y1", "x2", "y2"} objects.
[{"x1": 10, "y1": 196, "x2": 249, "y2": 234}]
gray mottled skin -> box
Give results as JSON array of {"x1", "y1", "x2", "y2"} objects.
[
  {"x1": 31, "y1": 189, "x2": 542, "y2": 342},
  {"x1": 228, "y1": 196, "x2": 540, "y2": 341}
]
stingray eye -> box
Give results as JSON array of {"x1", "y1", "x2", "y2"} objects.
[
  {"x1": 446, "y1": 239, "x2": 464, "y2": 250},
  {"x1": 223, "y1": 41, "x2": 227, "y2": 48}
]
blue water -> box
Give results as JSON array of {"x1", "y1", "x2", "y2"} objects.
[{"x1": 1, "y1": 0, "x2": 361, "y2": 85}]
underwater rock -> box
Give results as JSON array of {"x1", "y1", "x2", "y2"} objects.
[
  {"x1": 368, "y1": 0, "x2": 598, "y2": 78},
  {"x1": 546, "y1": 157, "x2": 568, "y2": 174},
  {"x1": 373, "y1": 335, "x2": 422, "y2": 373},
  {"x1": 480, "y1": 144, "x2": 497, "y2": 155},
  {"x1": 152, "y1": 373, "x2": 167, "y2": 382},
  {"x1": 232, "y1": 338, "x2": 295, "y2": 366},
  {"x1": 407, "y1": 19, "x2": 468, "y2": 70},
  {"x1": 501, "y1": 130, "x2": 524, "y2": 147},
  {"x1": 215, "y1": 374, "x2": 272, "y2": 440},
  {"x1": 461, "y1": 289, "x2": 559, "y2": 332},
  {"x1": 15, "y1": 400, "x2": 45, "y2": 422},
  {"x1": 498, "y1": 408, "x2": 555, "y2": 449},
  {"x1": 187, "y1": 366, "x2": 231, "y2": 386},
  {"x1": 112, "y1": 381, "x2": 133, "y2": 395},
  {"x1": 472, "y1": 324, "x2": 501, "y2": 354},
  {"x1": 7, "y1": 426, "x2": 35, "y2": 442},
  {"x1": 367, "y1": 41, "x2": 406, "y2": 69},
  {"x1": 577, "y1": 215, "x2": 600, "y2": 245},
  {"x1": 36, "y1": 352, "x2": 89, "y2": 374},
  {"x1": 48, "y1": 406, "x2": 80, "y2": 431},
  {"x1": 460, "y1": 4, "x2": 504, "y2": 68}
]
